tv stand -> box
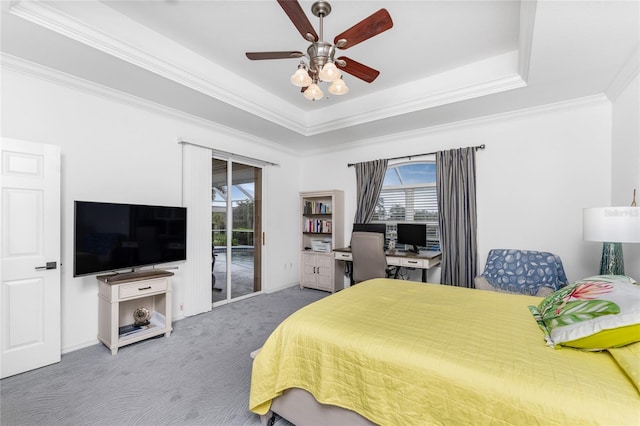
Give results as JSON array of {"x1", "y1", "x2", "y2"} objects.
[
  {"x1": 101, "y1": 269, "x2": 170, "y2": 283},
  {"x1": 97, "y1": 270, "x2": 173, "y2": 354}
]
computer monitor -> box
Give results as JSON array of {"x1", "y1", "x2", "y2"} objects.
[{"x1": 396, "y1": 223, "x2": 426, "y2": 253}]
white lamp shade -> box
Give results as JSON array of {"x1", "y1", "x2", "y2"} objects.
[
  {"x1": 319, "y1": 62, "x2": 341, "y2": 82},
  {"x1": 290, "y1": 68, "x2": 312, "y2": 87},
  {"x1": 328, "y1": 78, "x2": 349, "y2": 95},
  {"x1": 303, "y1": 83, "x2": 323, "y2": 100},
  {"x1": 583, "y1": 207, "x2": 640, "y2": 243}
]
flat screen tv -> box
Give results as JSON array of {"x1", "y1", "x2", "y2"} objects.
[{"x1": 73, "y1": 201, "x2": 187, "y2": 277}]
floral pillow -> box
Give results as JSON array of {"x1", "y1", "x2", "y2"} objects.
[{"x1": 528, "y1": 275, "x2": 640, "y2": 350}]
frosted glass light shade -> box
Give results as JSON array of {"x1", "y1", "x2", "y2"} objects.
[
  {"x1": 303, "y1": 83, "x2": 323, "y2": 101},
  {"x1": 319, "y1": 62, "x2": 341, "y2": 82},
  {"x1": 328, "y1": 78, "x2": 349, "y2": 95},
  {"x1": 290, "y1": 68, "x2": 312, "y2": 87},
  {"x1": 583, "y1": 207, "x2": 640, "y2": 243}
]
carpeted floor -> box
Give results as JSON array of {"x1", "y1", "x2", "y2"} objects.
[{"x1": 0, "y1": 285, "x2": 328, "y2": 426}]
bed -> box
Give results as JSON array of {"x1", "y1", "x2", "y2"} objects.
[{"x1": 249, "y1": 278, "x2": 640, "y2": 425}]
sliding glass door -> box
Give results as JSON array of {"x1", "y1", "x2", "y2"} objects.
[{"x1": 211, "y1": 158, "x2": 262, "y2": 304}]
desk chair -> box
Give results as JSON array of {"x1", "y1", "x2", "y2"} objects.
[{"x1": 351, "y1": 231, "x2": 393, "y2": 283}]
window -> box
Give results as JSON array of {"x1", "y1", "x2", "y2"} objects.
[{"x1": 371, "y1": 161, "x2": 440, "y2": 250}]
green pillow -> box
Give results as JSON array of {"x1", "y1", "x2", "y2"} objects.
[{"x1": 528, "y1": 275, "x2": 640, "y2": 350}]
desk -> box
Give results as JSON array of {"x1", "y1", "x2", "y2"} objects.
[{"x1": 334, "y1": 247, "x2": 441, "y2": 283}]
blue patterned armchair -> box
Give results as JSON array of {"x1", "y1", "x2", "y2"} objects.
[{"x1": 475, "y1": 249, "x2": 569, "y2": 297}]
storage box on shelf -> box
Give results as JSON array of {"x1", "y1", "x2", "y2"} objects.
[
  {"x1": 300, "y1": 190, "x2": 344, "y2": 293},
  {"x1": 97, "y1": 270, "x2": 173, "y2": 354}
]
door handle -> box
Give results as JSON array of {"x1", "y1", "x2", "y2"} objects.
[{"x1": 35, "y1": 261, "x2": 57, "y2": 270}]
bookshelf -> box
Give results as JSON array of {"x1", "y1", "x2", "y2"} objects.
[{"x1": 299, "y1": 190, "x2": 344, "y2": 292}]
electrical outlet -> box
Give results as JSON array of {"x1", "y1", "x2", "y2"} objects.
[{"x1": 180, "y1": 303, "x2": 183, "y2": 311}]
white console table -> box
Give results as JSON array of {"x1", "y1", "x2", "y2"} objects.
[{"x1": 97, "y1": 270, "x2": 173, "y2": 355}]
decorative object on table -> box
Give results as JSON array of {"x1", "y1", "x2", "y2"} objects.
[
  {"x1": 133, "y1": 306, "x2": 151, "y2": 326},
  {"x1": 583, "y1": 204, "x2": 640, "y2": 275}
]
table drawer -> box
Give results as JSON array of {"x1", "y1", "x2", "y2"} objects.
[
  {"x1": 386, "y1": 257, "x2": 401, "y2": 266},
  {"x1": 400, "y1": 258, "x2": 425, "y2": 268},
  {"x1": 119, "y1": 278, "x2": 167, "y2": 299},
  {"x1": 334, "y1": 252, "x2": 353, "y2": 261}
]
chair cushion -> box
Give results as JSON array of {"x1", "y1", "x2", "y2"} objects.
[
  {"x1": 475, "y1": 276, "x2": 553, "y2": 297},
  {"x1": 480, "y1": 249, "x2": 568, "y2": 296}
]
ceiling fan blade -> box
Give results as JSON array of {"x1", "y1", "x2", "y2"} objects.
[
  {"x1": 336, "y1": 56, "x2": 380, "y2": 83},
  {"x1": 246, "y1": 51, "x2": 304, "y2": 60},
  {"x1": 334, "y1": 9, "x2": 393, "y2": 50},
  {"x1": 277, "y1": 0, "x2": 318, "y2": 42}
]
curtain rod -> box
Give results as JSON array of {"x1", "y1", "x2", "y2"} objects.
[{"x1": 347, "y1": 144, "x2": 485, "y2": 167}]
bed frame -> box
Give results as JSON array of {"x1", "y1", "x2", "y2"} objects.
[{"x1": 259, "y1": 387, "x2": 375, "y2": 426}]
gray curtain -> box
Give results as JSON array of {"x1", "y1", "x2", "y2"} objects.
[
  {"x1": 436, "y1": 147, "x2": 478, "y2": 287},
  {"x1": 353, "y1": 159, "x2": 388, "y2": 223}
]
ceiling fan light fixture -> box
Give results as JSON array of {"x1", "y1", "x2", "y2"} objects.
[
  {"x1": 328, "y1": 77, "x2": 349, "y2": 95},
  {"x1": 290, "y1": 64, "x2": 312, "y2": 87},
  {"x1": 303, "y1": 82, "x2": 324, "y2": 100},
  {"x1": 247, "y1": 1, "x2": 393, "y2": 101},
  {"x1": 319, "y1": 61, "x2": 341, "y2": 82}
]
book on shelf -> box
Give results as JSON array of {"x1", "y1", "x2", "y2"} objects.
[
  {"x1": 118, "y1": 311, "x2": 165, "y2": 338},
  {"x1": 304, "y1": 219, "x2": 332, "y2": 233},
  {"x1": 118, "y1": 323, "x2": 151, "y2": 337},
  {"x1": 303, "y1": 200, "x2": 332, "y2": 215}
]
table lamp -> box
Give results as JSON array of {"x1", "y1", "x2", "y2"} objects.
[{"x1": 583, "y1": 206, "x2": 640, "y2": 275}]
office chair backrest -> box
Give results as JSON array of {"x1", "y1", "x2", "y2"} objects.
[{"x1": 351, "y1": 231, "x2": 388, "y2": 283}]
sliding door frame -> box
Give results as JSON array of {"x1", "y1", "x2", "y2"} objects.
[
  {"x1": 212, "y1": 155, "x2": 265, "y2": 307},
  {"x1": 181, "y1": 139, "x2": 271, "y2": 317}
]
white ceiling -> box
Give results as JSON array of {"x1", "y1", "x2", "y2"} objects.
[{"x1": 1, "y1": 1, "x2": 639, "y2": 154}]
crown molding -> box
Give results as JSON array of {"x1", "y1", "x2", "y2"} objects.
[
  {"x1": 303, "y1": 51, "x2": 526, "y2": 135},
  {"x1": 1, "y1": 53, "x2": 297, "y2": 157},
  {"x1": 605, "y1": 44, "x2": 640, "y2": 101},
  {"x1": 518, "y1": 0, "x2": 537, "y2": 83},
  {"x1": 307, "y1": 94, "x2": 610, "y2": 157},
  {"x1": 305, "y1": 73, "x2": 526, "y2": 136}
]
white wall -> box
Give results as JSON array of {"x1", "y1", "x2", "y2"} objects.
[
  {"x1": 1, "y1": 66, "x2": 302, "y2": 352},
  {"x1": 611, "y1": 72, "x2": 640, "y2": 279},
  {"x1": 301, "y1": 97, "x2": 613, "y2": 285}
]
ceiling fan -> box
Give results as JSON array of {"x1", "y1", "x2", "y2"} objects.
[{"x1": 246, "y1": 0, "x2": 393, "y2": 100}]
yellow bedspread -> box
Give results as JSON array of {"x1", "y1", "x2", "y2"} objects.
[{"x1": 250, "y1": 279, "x2": 640, "y2": 425}]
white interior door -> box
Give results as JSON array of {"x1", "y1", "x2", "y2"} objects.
[{"x1": 1, "y1": 138, "x2": 61, "y2": 378}]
